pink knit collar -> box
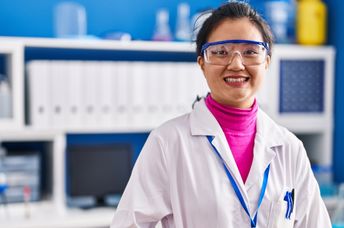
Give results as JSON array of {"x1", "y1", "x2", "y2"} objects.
[{"x1": 205, "y1": 94, "x2": 258, "y2": 133}]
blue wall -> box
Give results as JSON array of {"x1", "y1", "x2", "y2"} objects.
[
  {"x1": 0, "y1": 0, "x2": 224, "y2": 40},
  {"x1": 324, "y1": 0, "x2": 344, "y2": 182},
  {"x1": 0, "y1": 0, "x2": 343, "y2": 181}
]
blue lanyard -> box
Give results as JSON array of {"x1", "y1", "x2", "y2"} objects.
[{"x1": 207, "y1": 136, "x2": 270, "y2": 228}]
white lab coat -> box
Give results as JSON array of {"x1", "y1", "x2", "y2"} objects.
[{"x1": 111, "y1": 99, "x2": 331, "y2": 228}]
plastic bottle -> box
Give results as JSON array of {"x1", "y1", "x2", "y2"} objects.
[
  {"x1": 152, "y1": 9, "x2": 172, "y2": 41},
  {"x1": 264, "y1": 0, "x2": 290, "y2": 43},
  {"x1": 175, "y1": 3, "x2": 192, "y2": 41},
  {"x1": 296, "y1": 0, "x2": 327, "y2": 45},
  {"x1": 333, "y1": 183, "x2": 344, "y2": 228},
  {"x1": 0, "y1": 75, "x2": 12, "y2": 119},
  {"x1": 54, "y1": 1, "x2": 87, "y2": 38}
]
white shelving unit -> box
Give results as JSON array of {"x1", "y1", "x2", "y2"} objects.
[
  {"x1": 0, "y1": 37, "x2": 199, "y2": 228},
  {"x1": 0, "y1": 37, "x2": 336, "y2": 227},
  {"x1": 0, "y1": 36, "x2": 195, "y2": 52},
  {"x1": 257, "y1": 45, "x2": 335, "y2": 166}
]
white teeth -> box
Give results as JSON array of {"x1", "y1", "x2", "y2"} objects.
[{"x1": 225, "y1": 77, "x2": 246, "y2": 83}]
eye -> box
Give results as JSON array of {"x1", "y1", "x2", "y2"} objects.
[
  {"x1": 242, "y1": 49, "x2": 259, "y2": 56},
  {"x1": 240, "y1": 44, "x2": 263, "y2": 57},
  {"x1": 210, "y1": 49, "x2": 228, "y2": 57}
]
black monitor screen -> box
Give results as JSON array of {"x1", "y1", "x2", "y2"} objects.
[{"x1": 67, "y1": 144, "x2": 132, "y2": 197}]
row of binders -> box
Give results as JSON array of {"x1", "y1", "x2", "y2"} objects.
[{"x1": 27, "y1": 60, "x2": 209, "y2": 130}]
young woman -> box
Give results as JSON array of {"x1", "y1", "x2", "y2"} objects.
[{"x1": 111, "y1": 2, "x2": 331, "y2": 227}]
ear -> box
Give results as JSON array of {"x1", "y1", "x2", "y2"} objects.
[
  {"x1": 265, "y1": 55, "x2": 271, "y2": 70},
  {"x1": 197, "y1": 56, "x2": 205, "y2": 72}
]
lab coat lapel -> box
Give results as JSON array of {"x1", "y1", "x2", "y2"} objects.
[
  {"x1": 210, "y1": 135, "x2": 249, "y2": 201},
  {"x1": 245, "y1": 110, "x2": 283, "y2": 191},
  {"x1": 245, "y1": 135, "x2": 276, "y2": 191},
  {"x1": 190, "y1": 99, "x2": 249, "y2": 203}
]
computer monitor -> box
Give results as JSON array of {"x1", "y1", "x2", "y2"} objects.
[{"x1": 66, "y1": 143, "x2": 133, "y2": 207}]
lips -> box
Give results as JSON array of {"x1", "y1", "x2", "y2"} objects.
[{"x1": 224, "y1": 76, "x2": 249, "y2": 87}]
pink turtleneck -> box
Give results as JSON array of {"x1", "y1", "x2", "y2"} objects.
[{"x1": 205, "y1": 95, "x2": 258, "y2": 183}]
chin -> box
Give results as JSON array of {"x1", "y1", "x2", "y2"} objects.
[{"x1": 230, "y1": 96, "x2": 254, "y2": 106}]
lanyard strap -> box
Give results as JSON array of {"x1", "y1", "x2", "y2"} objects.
[{"x1": 207, "y1": 136, "x2": 270, "y2": 228}]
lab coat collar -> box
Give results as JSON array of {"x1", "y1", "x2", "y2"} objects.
[
  {"x1": 190, "y1": 99, "x2": 284, "y2": 147},
  {"x1": 190, "y1": 99, "x2": 223, "y2": 136}
]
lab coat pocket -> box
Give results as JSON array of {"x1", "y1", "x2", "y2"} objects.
[{"x1": 269, "y1": 189, "x2": 295, "y2": 228}]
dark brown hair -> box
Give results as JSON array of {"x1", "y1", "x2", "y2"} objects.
[{"x1": 195, "y1": 1, "x2": 273, "y2": 57}]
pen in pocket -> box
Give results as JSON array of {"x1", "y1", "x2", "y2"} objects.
[{"x1": 284, "y1": 189, "x2": 294, "y2": 219}]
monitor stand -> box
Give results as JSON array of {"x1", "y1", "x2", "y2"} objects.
[{"x1": 96, "y1": 196, "x2": 106, "y2": 207}]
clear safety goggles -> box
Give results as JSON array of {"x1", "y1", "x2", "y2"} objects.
[{"x1": 201, "y1": 39, "x2": 270, "y2": 66}]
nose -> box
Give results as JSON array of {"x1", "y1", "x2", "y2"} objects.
[{"x1": 227, "y1": 52, "x2": 245, "y2": 71}]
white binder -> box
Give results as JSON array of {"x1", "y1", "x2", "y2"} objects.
[
  {"x1": 50, "y1": 61, "x2": 68, "y2": 128},
  {"x1": 164, "y1": 62, "x2": 181, "y2": 120},
  {"x1": 146, "y1": 62, "x2": 161, "y2": 128},
  {"x1": 65, "y1": 61, "x2": 83, "y2": 128},
  {"x1": 98, "y1": 61, "x2": 116, "y2": 128},
  {"x1": 26, "y1": 61, "x2": 51, "y2": 128},
  {"x1": 148, "y1": 62, "x2": 165, "y2": 125},
  {"x1": 155, "y1": 62, "x2": 175, "y2": 124},
  {"x1": 81, "y1": 61, "x2": 99, "y2": 127},
  {"x1": 114, "y1": 61, "x2": 130, "y2": 128},
  {"x1": 175, "y1": 62, "x2": 192, "y2": 115},
  {"x1": 129, "y1": 62, "x2": 148, "y2": 128}
]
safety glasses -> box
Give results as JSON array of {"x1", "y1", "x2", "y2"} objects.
[{"x1": 201, "y1": 39, "x2": 270, "y2": 66}]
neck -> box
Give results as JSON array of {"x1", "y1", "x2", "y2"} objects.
[{"x1": 205, "y1": 94, "x2": 258, "y2": 132}]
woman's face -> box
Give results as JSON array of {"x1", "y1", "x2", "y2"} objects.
[{"x1": 198, "y1": 17, "x2": 270, "y2": 108}]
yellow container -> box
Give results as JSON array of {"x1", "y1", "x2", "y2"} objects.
[{"x1": 296, "y1": 0, "x2": 327, "y2": 45}]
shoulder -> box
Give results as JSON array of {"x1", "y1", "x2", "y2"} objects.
[
  {"x1": 134, "y1": 114, "x2": 191, "y2": 171},
  {"x1": 258, "y1": 109, "x2": 303, "y2": 148},
  {"x1": 151, "y1": 113, "x2": 191, "y2": 141}
]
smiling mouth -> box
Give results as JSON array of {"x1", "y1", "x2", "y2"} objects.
[{"x1": 224, "y1": 77, "x2": 249, "y2": 83}]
